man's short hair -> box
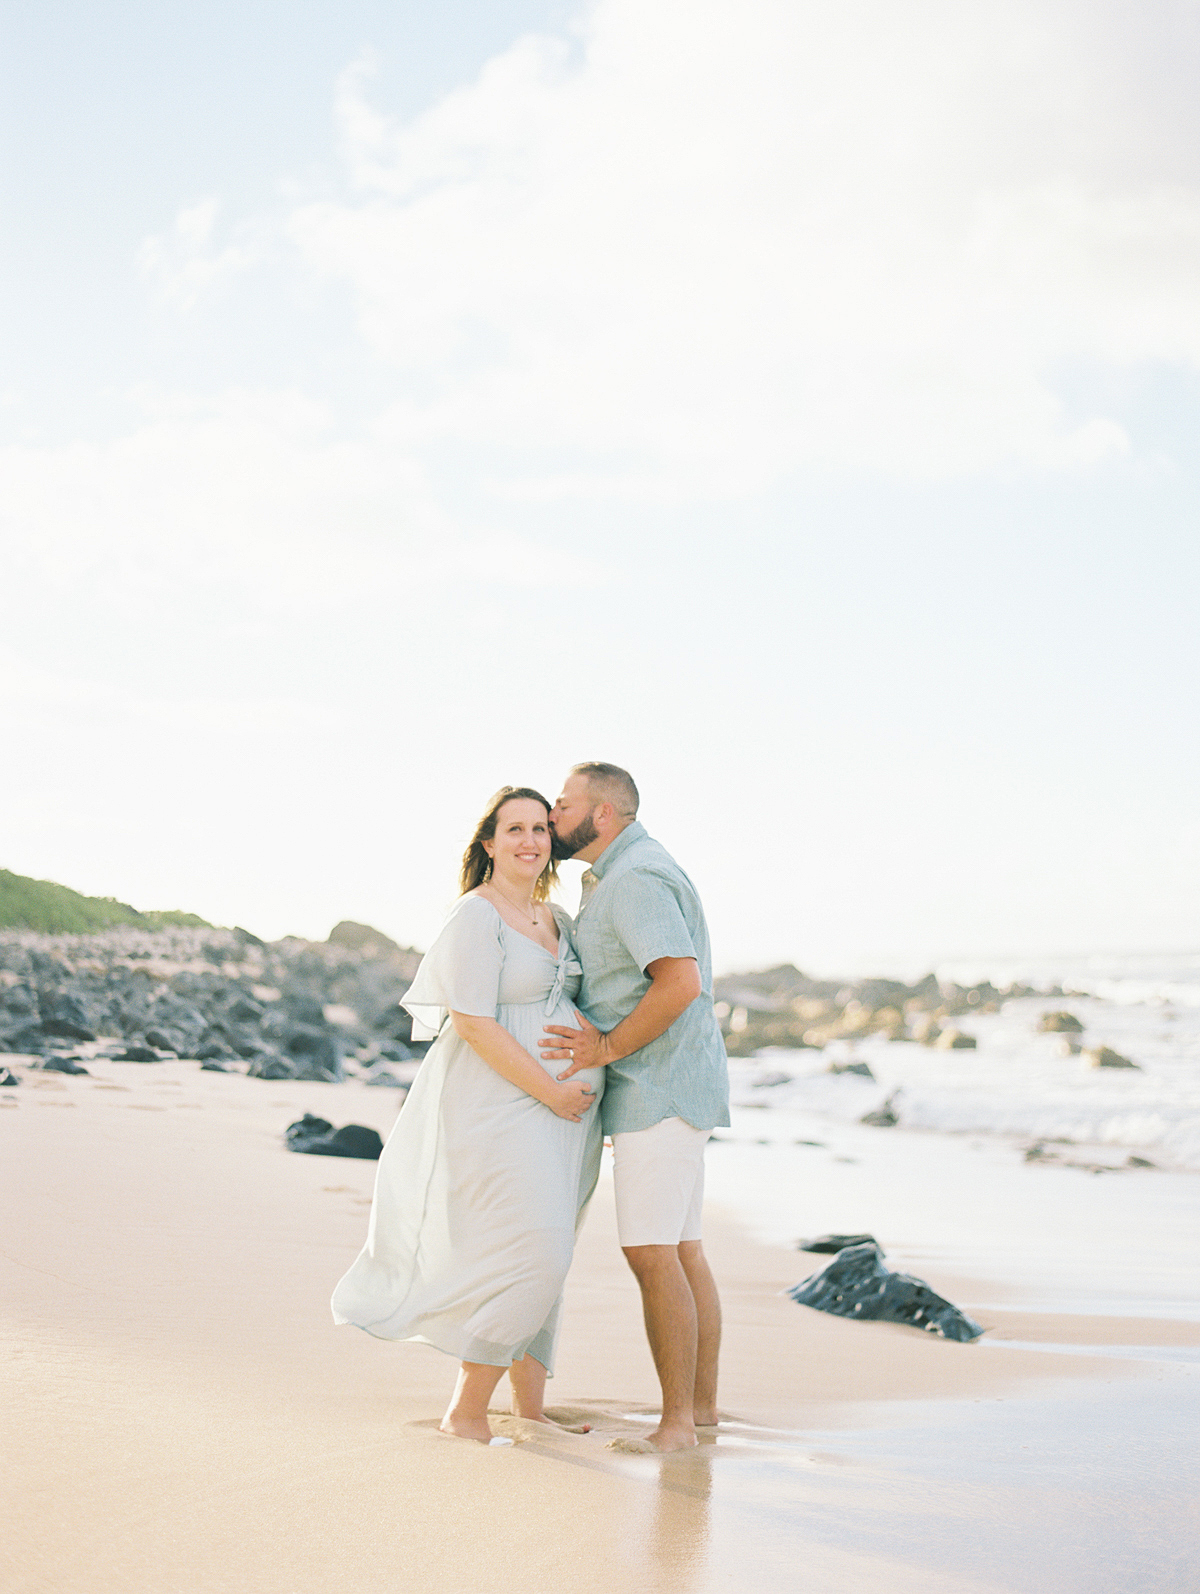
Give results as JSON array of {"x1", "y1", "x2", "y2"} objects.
[{"x1": 571, "y1": 762, "x2": 639, "y2": 818}]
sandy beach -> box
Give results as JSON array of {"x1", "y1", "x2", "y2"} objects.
[{"x1": 3, "y1": 1058, "x2": 1198, "y2": 1593}]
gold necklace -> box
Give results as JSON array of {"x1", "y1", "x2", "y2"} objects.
[{"x1": 490, "y1": 882, "x2": 540, "y2": 926}]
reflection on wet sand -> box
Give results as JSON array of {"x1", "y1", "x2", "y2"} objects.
[{"x1": 644, "y1": 1450, "x2": 713, "y2": 1592}]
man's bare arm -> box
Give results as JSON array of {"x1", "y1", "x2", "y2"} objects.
[{"x1": 542, "y1": 956, "x2": 702, "y2": 1079}]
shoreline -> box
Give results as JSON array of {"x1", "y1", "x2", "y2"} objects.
[{"x1": 3, "y1": 1061, "x2": 1197, "y2": 1592}]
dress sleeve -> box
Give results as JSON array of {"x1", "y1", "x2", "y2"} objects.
[
  {"x1": 401, "y1": 897, "x2": 504, "y2": 1040},
  {"x1": 607, "y1": 870, "x2": 698, "y2": 974}
]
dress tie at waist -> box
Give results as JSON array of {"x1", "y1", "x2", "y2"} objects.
[{"x1": 545, "y1": 953, "x2": 582, "y2": 1015}]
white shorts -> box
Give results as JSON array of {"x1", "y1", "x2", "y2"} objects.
[{"x1": 611, "y1": 1116, "x2": 711, "y2": 1247}]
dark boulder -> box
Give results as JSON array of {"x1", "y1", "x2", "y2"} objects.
[
  {"x1": 40, "y1": 1055, "x2": 90, "y2": 1075},
  {"x1": 226, "y1": 1032, "x2": 266, "y2": 1059},
  {"x1": 224, "y1": 994, "x2": 265, "y2": 1025},
  {"x1": 860, "y1": 1092, "x2": 899, "y2": 1127},
  {"x1": 852, "y1": 978, "x2": 914, "y2": 1011},
  {"x1": 1086, "y1": 1046, "x2": 1138, "y2": 1070},
  {"x1": 39, "y1": 991, "x2": 97, "y2": 1041},
  {"x1": 796, "y1": 1233, "x2": 879, "y2": 1254},
  {"x1": 1039, "y1": 1010, "x2": 1083, "y2": 1033},
  {"x1": 284, "y1": 1029, "x2": 344, "y2": 1082},
  {"x1": 284, "y1": 1113, "x2": 383, "y2": 1159},
  {"x1": 378, "y1": 1042, "x2": 414, "y2": 1063},
  {"x1": 0, "y1": 983, "x2": 38, "y2": 1018},
  {"x1": 1, "y1": 1022, "x2": 49, "y2": 1053},
  {"x1": 0, "y1": 1067, "x2": 18, "y2": 1086},
  {"x1": 199, "y1": 1058, "x2": 233, "y2": 1072},
  {"x1": 373, "y1": 1005, "x2": 414, "y2": 1043},
  {"x1": 118, "y1": 1044, "x2": 162, "y2": 1062},
  {"x1": 328, "y1": 921, "x2": 401, "y2": 957},
  {"x1": 934, "y1": 1029, "x2": 977, "y2": 1050},
  {"x1": 829, "y1": 1061, "x2": 875, "y2": 1079},
  {"x1": 788, "y1": 1242, "x2": 984, "y2": 1341},
  {"x1": 285, "y1": 994, "x2": 327, "y2": 1029},
  {"x1": 361, "y1": 1064, "x2": 409, "y2": 1089},
  {"x1": 39, "y1": 1016, "x2": 96, "y2": 1041},
  {"x1": 249, "y1": 1055, "x2": 299, "y2": 1080}
]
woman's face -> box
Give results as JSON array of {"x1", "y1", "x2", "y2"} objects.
[{"x1": 484, "y1": 798, "x2": 552, "y2": 883}]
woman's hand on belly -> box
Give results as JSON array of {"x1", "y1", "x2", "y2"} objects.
[{"x1": 545, "y1": 1076, "x2": 597, "y2": 1122}]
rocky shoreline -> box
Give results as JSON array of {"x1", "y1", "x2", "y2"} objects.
[
  {"x1": 712, "y1": 963, "x2": 1055, "y2": 1057},
  {"x1": 0, "y1": 922, "x2": 1067, "y2": 1085},
  {"x1": 0, "y1": 921, "x2": 424, "y2": 1085}
]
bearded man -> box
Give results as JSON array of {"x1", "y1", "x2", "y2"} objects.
[{"x1": 541, "y1": 762, "x2": 730, "y2": 1452}]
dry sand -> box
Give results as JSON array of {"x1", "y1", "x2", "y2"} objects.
[{"x1": 3, "y1": 1060, "x2": 1198, "y2": 1593}]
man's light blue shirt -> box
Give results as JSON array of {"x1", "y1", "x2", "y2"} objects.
[{"x1": 572, "y1": 821, "x2": 730, "y2": 1135}]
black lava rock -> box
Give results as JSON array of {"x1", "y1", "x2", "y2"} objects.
[
  {"x1": 796, "y1": 1232, "x2": 879, "y2": 1253},
  {"x1": 40, "y1": 992, "x2": 97, "y2": 1041},
  {"x1": 0, "y1": 1023, "x2": 49, "y2": 1054},
  {"x1": 860, "y1": 1091, "x2": 899, "y2": 1127},
  {"x1": 788, "y1": 1242, "x2": 984, "y2": 1341},
  {"x1": 830, "y1": 1061, "x2": 875, "y2": 1079},
  {"x1": 287, "y1": 1033, "x2": 344, "y2": 1082},
  {"x1": 249, "y1": 1055, "x2": 300, "y2": 1080},
  {"x1": 225, "y1": 995, "x2": 265, "y2": 1025},
  {"x1": 0, "y1": 1067, "x2": 20, "y2": 1085},
  {"x1": 40, "y1": 1016, "x2": 97, "y2": 1042},
  {"x1": 118, "y1": 1045, "x2": 162, "y2": 1062},
  {"x1": 284, "y1": 1113, "x2": 383, "y2": 1159},
  {"x1": 40, "y1": 1055, "x2": 90, "y2": 1075}
]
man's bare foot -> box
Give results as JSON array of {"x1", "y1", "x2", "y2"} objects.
[
  {"x1": 606, "y1": 1424, "x2": 697, "y2": 1453},
  {"x1": 439, "y1": 1417, "x2": 512, "y2": 1445}
]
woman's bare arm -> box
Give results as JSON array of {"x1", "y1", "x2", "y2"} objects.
[{"x1": 450, "y1": 1011, "x2": 595, "y2": 1121}]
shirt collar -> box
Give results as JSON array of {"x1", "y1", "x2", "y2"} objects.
[{"x1": 588, "y1": 819, "x2": 646, "y2": 880}]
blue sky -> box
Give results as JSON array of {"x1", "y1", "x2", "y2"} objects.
[{"x1": 2, "y1": 0, "x2": 1198, "y2": 972}]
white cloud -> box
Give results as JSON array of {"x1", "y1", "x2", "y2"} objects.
[
  {"x1": 138, "y1": 198, "x2": 265, "y2": 309},
  {"x1": 0, "y1": 387, "x2": 594, "y2": 620},
  {"x1": 285, "y1": 0, "x2": 1200, "y2": 490}
]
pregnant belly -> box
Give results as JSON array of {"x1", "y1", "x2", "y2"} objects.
[{"x1": 504, "y1": 996, "x2": 605, "y2": 1104}]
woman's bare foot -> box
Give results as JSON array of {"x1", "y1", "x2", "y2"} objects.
[{"x1": 439, "y1": 1416, "x2": 510, "y2": 1445}]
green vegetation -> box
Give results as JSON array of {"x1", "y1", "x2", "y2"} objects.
[{"x1": 0, "y1": 869, "x2": 212, "y2": 934}]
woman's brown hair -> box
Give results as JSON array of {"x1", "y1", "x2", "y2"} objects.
[{"x1": 459, "y1": 787, "x2": 559, "y2": 901}]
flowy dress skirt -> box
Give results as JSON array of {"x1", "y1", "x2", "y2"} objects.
[{"x1": 331, "y1": 896, "x2": 603, "y2": 1372}]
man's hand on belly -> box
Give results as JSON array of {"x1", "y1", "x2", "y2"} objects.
[
  {"x1": 543, "y1": 956, "x2": 701, "y2": 1079},
  {"x1": 540, "y1": 1008, "x2": 607, "y2": 1079}
]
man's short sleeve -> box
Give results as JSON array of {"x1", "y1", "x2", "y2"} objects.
[{"x1": 607, "y1": 870, "x2": 697, "y2": 973}]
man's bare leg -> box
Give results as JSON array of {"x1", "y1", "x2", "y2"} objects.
[
  {"x1": 678, "y1": 1239, "x2": 721, "y2": 1426},
  {"x1": 622, "y1": 1244, "x2": 700, "y2": 1451}
]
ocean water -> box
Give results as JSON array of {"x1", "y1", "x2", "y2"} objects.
[{"x1": 726, "y1": 952, "x2": 1200, "y2": 1172}]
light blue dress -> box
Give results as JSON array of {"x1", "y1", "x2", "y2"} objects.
[{"x1": 331, "y1": 896, "x2": 604, "y2": 1372}]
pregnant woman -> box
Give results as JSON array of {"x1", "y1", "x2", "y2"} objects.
[{"x1": 331, "y1": 786, "x2": 604, "y2": 1444}]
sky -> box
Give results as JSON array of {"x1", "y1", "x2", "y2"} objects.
[{"x1": 2, "y1": 0, "x2": 1199, "y2": 975}]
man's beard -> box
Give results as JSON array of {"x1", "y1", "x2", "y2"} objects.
[{"x1": 550, "y1": 813, "x2": 598, "y2": 859}]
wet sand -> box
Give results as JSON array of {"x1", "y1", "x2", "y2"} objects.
[{"x1": 2, "y1": 1061, "x2": 1198, "y2": 1592}]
